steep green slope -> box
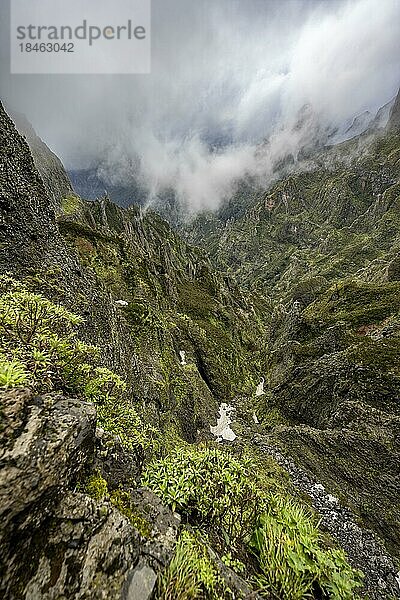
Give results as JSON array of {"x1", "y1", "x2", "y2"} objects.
[
  {"x1": 56, "y1": 194, "x2": 266, "y2": 440},
  {"x1": 1, "y1": 99, "x2": 399, "y2": 599},
  {"x1": 185, "y1": 127, "x2": 400, "y2": 559},
  {"x1": 187, "y1": 133, "x2": 400, "y2": 295}
]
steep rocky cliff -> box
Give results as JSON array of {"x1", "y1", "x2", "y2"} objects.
[
  {"x1": 0, "y1": 101, "x2": 267, "y2": 599},
  {"x1": 8, "y1": 108, "x2": 73, "y2": 209},
  {"x1": 388, "y1": 88, "x2": 400, "y2": 132},
  {"x1": 1, "y1": 96, "x2": 399, "y2": 600},
  {"x1": 186, "y1": 96, "x2": 400, "y2": 562}
]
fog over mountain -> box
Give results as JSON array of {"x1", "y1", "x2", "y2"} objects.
[
  {"x1": 1, "y1": 0, "x2": 399, "y2": 212},
  {"x1": 2, "y1": 3, "x2": 400, "y2": 597}
]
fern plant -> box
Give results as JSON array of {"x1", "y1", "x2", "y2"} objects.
[
  {"x1": 0, "y1": 275, "x2": 98, "y2": 395},
  {"x1": 0, "y1": 357, "x2": 28, "y2": 388}
]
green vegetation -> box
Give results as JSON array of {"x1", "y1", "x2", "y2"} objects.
[
  {"x1": 142, "y1": 445, "x2": 264, "y2": 544},
  {"x1": 220, "y1": 552, "x2": 245, "y2": 574},
  {"x1": 86, "y1": 472, "x2": 108, "y2": 501},
  {"x1": 0, "y1": 357, "x2": 28, "y2": 388},
  {"x1": 85, "y1": 473, "x2": 152, "y2": 536},
  {"x1": 0, "y1": 275, "x2": 154, "y2": 454},
  {"x1": 109, "y1": 489, "x2": 152, "y2": 537},
  {"x1": 0, "y1": 275, "x2": 97, "y2": 395},
  {"x1": 96, "y1": 392, "x2": 159, "y2": 453},
  {"x1": 156, "y1": 530, "x2": 227, "y2": 600},
  {"x1": 61, "y1": 194, "x2": 81, "y2": 215},
  {"x1": 59, "y1": 196, "x2": 264, "y2": 408},
  {"x1": 304, "y1": 280, "x2": 400, "y2": 328},
  {"x1": 251, "y1": 496, "x2": 363, "y2": 599},
  {"x1": 144, "y1": 444, "x2": 362, "y2": 599}
]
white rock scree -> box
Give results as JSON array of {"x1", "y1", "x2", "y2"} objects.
[{"x1": 210, "y1": 403, "x2": 236, "y2": 442}]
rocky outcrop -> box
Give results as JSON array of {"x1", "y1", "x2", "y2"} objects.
[
  {"x1": 0, "y1": 388, "x2": 95, "y2": 539},
  {"x1": 22, "y1": 492, "x2": 140, "y2": 600},
  {"x1": 387, "y1": 88, "x2": 400, "y2": 132},
  {"x1": 0, "y1": 387, "x2": 125, "y2": 598},
  {"x1": 0, "y1": 101, "x2": 71, "y2": 275},
  {"x1": 0, "y1": 387, "x2": 179, "y2": 599},
  {"x1": 9, "y1": 109, "x2": 73, "y2": 209},
  {"x1": 0, "y1": 101, "x2": 147, "y2": 409}
]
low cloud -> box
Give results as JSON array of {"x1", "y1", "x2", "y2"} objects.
[{"x1": 2, "y1": 0, "x2": 399, "y2": 212}]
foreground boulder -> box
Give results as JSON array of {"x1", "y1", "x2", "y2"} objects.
[{"x1": 0, "y1": 388, "x2": 178, "y2": 599}]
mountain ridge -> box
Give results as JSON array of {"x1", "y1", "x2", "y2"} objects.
[{"x1": 1, "y1": 95, "x2": 400, "y2": 599}]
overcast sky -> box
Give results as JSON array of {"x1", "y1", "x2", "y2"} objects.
[{"x1": 1, "y1": 0, "x2": 399, "y2": 211}]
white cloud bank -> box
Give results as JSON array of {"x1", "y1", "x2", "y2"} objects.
[{"x1": 2, "y1": 0, "x2": 399, "y2": 212}]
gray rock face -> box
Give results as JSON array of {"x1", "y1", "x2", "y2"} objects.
[
  {"x1": 9, "y1": 109, "x2": 73, "y2": 209},
  {"x1": 124, "y1": 561, "x2": 157, "y2": 600},
  {"x1": 387, "y1": 87, "x2": 400, "y2": 132},
  {"x1": 23, "y1": 492, "x2": 140, "y2": 600},
  {"x1": 0, "y1": 388, "x2": 96, "y2": 541},
  {"x1": 0, "y1": 388, "x2": 177, "y2": 599},
  {"x1": 130, "y1": 488, "x2": 180, "y2": 568},
  {"x1": 0, "y1": 101, "x2": 70, "y2": 275}
]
